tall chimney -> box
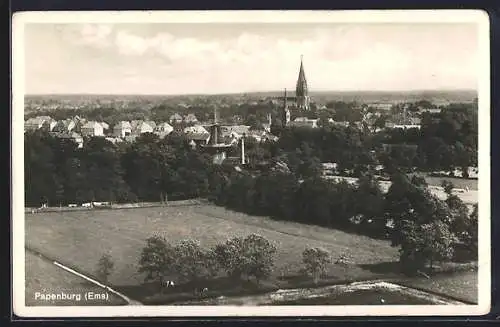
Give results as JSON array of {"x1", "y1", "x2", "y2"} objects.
[
  {"x1": 241, "y1": 134, "x2": 246, "y2": 165},
  {"x1": 284, "y1": 88, "x2": 287, "y2": 108},
  {"x1": 213, "y1": 107, "x2": 218, "y2": 124}
]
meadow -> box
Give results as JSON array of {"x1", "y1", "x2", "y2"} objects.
[
  {"x1": 25, "y1": 204, "x2": 400, "y2": 299},
  {"x1": 25, "y1": 203, "x2": 479, "y2": 304}
]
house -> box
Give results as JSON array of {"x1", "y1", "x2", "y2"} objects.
[
  {"x1": 328, "y1": 119, "x2": 350, "y2": 127},
  {"x1": 184, "y1": 125, "x2": 210, "y2": 145},
  {"x1": 289, "y1": 117, "x2": 319, "y2": 128},
  {"x1": 154, "y1": 122, "x2": 174, "y2": 138},
  {"x1": 246, "y1": 130, "x2": 278, "y2": 143},
  {"x1": 184, "y1": 113, "x2": 199, "y2": 124},
  {"x1": 131, "y1": 120, "x2": 155, "y2": 135},
  {"x1": 169, "y1": 113, "x2": 183, "y2": 124},
  {"x1": 81, "y1": 121, "x2": 105, "y2": 137},
  {"x1": 52, "y1": 119, "x2": 76, "y2": 133},
  {"x1": 25, "y1": 116, "x2": 56, "y2": 131},
  {"x1": 72, "y1": 117, "x2": 87, "y2": 133},
  {"x1": 113, "y1": 121, "x2": 132, "y2": 138},
  {"x1": 420, "y1": 108, "x2": 441, "y2": 114},
  {"x1": 99, "y1": 122, "x2": 110, "y2": 133},
  {"x1": 220, "y1": 125, "x2": 251, "y2": 139}
]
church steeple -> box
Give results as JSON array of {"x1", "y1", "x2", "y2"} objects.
[{"x1": 295, "y1": 55, "x2": 310, "y2": 111}]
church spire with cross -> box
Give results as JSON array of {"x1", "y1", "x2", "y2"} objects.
[{"x1": 295, "y1": 55, "x2": 310, "y2": 111}]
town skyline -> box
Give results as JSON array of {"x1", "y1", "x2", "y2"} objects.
[{"x1": 23, "y1": 22, "x2": 478, "y2": 95}]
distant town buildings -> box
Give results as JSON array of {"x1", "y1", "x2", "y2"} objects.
[{"x1": 367, "y1": 103, "x2": 393, "y2": 111}]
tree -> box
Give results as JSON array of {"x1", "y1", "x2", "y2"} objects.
[
  {"x1": 173, "y1": 239, "x2": 218, "y2": 284},
  {"x1": 241, "y1": 234, "x2": 277, "y2": 283},
  {"x1": 96, "y1": 253, "x2": 114, "y2": 284},
  {"x1": 214, "y1": 236, "x2": 246, "y2": 279},
  {"x1": 441, "y1": 180, "x2": 455, "y2": 196},
  {"x1": 448, "y1": 199, "x2": 478, "y2": 258},
  {"x1": 214, "y1": 234, "x2": 277, "y2": 283},
  {"x1": 467, "y1": 204, "x2": 479, "y2": 252},
  {"x1": 385, "y1": 172, "x2": 453, "y2": 247},
  {"x1": 355, "y1": 174, "x2": 386, "y2": 235},
  {"x1": 399, "y1": 220, "x2": 457, "y2": 274},
  {"x1": 244, "y1": 114, "x2": 263, "y2": 130},
  {"x1": 138, "y1": 236, "x2": 175, "y2": 292},
  {"x1": 373, "y1": 115, "x2": 387, "y2": 131},
  {"x1": 302, "y1": 247, "x2": 331, "y2": 284}
]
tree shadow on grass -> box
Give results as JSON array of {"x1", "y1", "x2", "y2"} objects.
[
  {"x1": 358, "y1": 261, "x2": 403, "y2": 276},
  {"x1": 114, "y1": 277, "x2": 281, "y2": 305}
]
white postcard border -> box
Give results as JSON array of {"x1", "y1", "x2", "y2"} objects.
[{"x1": 12, "y1": 9, "x2": 491, "y2": 317}]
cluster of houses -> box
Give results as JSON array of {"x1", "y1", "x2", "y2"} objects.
[{"x1": 24, "y1": 112, "x2": 281, "y2": 149}]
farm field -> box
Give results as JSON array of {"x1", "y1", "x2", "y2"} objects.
[
  {"x1": 24, "y1": 250, "x2": 127, "y2": 306},
  {"x1": 25, "y1": 204, "x2": 400, "y2": 292}
]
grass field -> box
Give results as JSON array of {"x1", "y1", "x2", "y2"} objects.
[
  {"x1": 25, "y1": 204, "x2": 400, "y2": 296},
  {"x1": 421, "y1": 176, "x2": 478, "y2": 191},
  {"x1": 25, "y1": 250, "x2": 127, "y2": 306},
  {"x1": 25, "y1": 203, "x2": 478, "y2": 304},
  {"x1": 398, "y1": 270, "x2": 478, "y2": 304}
]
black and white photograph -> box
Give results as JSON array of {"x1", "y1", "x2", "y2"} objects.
[{"x1": 12, "y1": 10, "x2": 490, "y2": 317}]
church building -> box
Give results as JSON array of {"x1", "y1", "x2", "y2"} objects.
[
  {"x1": 295, "y1": 55, "x2": 310, "y2": 111},
  {"x1": 279, "y1": 56, "x2": 317, "y2": 128}
]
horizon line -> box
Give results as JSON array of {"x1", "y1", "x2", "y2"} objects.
[{"x1": 25, "y1": 88, "x2": 478, "y2": 97}]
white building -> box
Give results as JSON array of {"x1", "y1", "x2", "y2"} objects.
[
  {"x1": 154, "y1": 122, "x2": 174, "y2": 138},
  {"x1": 81, "y1": 121, "x2": 105, "y2": 137},
  {"x1": 289, "y1": 117, "x2": 319, "y2": 128}
]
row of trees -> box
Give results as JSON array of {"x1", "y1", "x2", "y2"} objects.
[
  {"x1": 137, "y1": 233, "x2": 340, "y2": 294},
  {"x1": 267, "y1": 107, "x2": 477, "y2": 175},
  {"x1": 211, "y1": 169, "x2": 478, "y2": 271},
  {"x1": 138, "y1": 234, "x2": 278, "y2": 292},
  {"x1": 25, "y1": 131, "x2": 213, "y2": 207}
]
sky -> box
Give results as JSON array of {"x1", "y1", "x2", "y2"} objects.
[{"x1": 23, "y1": 22, "x2": 479, "y2": 95}]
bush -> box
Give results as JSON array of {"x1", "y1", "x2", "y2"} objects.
[
  {"x1": 302, "y1": 247, "x2": 331, "y2": 284},
  {"x1": 96, "y1": 253, "x2": 114, "y2": 284}
]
